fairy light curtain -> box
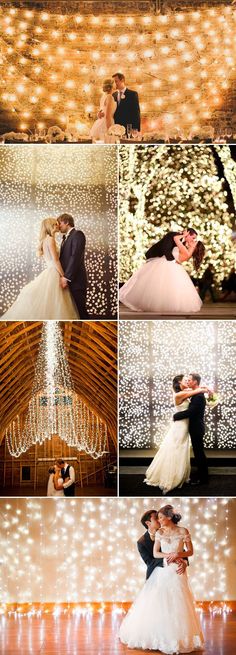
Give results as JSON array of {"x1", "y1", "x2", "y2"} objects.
[
  {"x1": 0, "y1": 497, "x2": 232, "y2": 603},
  {"x1": 119, "y1": 320, "x2": 236, "y2": 449},
  {"x1": 6, "y1": 322, "x2": 108, "y2": 459},
  {"x1": 0, "y1": 4, "x2": 235, "y2": 136},
  {"x1": 0, "y1": 144, "x2": 118, "y2": 318},
  {"x1": 119, "y1": 144, "x2": 236, "y2": 286}
]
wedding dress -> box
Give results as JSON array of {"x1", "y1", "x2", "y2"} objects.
[
  {"x1": 90, "y1": 94, "x2": 117, "y2": 140},
  {"x1": 144, "y1": 399, "x2": 191, "y2": 493},
  {"x1": 1, "y1": 236, "x2": 79, "y2": 320},
  {"x1": 119, "y1": 247, "x2": 202, "y2": 313},
  {"x1": 47, "y1": 474, "x2": 64, "y2": 497},
  {"x1": 119, "y1": 531, "x2": 204, "y2": 654}
]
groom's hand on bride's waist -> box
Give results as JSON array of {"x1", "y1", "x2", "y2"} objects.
[{"x1": 98, "y1": 110, "x2": 105, "y2": 118}]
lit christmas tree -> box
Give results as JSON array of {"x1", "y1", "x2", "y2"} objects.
[{"x1": 119, "y1": 144, "x2": 236, "y2": 287}]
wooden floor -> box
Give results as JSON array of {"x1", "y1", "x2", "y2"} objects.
[
  {"x1": 119, "y1": 302, "x2": 236, "y2": 320},
  {"x1": 0, "y1": 485, "x2": 117, "y2": 497},
  {"x1": 1, "y1": 610, "x2": 235, "y2": 654}
]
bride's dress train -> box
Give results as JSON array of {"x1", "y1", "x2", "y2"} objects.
[
  {"x1": 144, "y1": 399, "x2": 191, "y2": 493},
  {"x1": 119, "y1": 532, "x2": 204, "y2": 654},
  {"x1": 2, "y1": 236, "x2": 79, "y2": 320},
  {"x1": 90, "y1": 94, "x2": 117, "y2": 140},
  {"x1": 119, "y1": 247, "x2": 202, "y2": 313}
]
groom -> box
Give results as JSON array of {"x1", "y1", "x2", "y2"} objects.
[
  {"x1": 112, "y1": 73, "x2": 141, "y2": 132},
  {"x1": 58, "y1": 213, "x2": 89, "y2": 319},
  {"x1": 55, "y1": 459, "x2": 76, "y2": 496},
  {"x1": 137, "y1": 509, "x2": 188, "y2": 578},
  {"x1": 145, "y1": 228, "x2": 197, "y2": 261},
  {"x1": 173, "y1": 373, "x2": 209, "y2": 485}
]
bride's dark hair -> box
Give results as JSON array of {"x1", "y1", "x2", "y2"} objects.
[
  {"x1": 158, "y1": 504, "x2": 182, "y2": 524},
  {"x1": 193, "y1": 241, "x2": 205, "y2": 271},
  {"x1": 172, "y1": 374, "x2": 184, "y2": 393}
]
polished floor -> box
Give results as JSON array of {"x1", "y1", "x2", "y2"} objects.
[{"x1": 1, "y1": 610, "x2": 235, "y2": 655}]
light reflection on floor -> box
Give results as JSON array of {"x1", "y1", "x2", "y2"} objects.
[{"x1": 0, "y1": 611, "x2": 235, "y2": 654}]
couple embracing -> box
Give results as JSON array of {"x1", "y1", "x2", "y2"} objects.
[
  {"x1": 119, "y1": 504, "x2": 204, "y2": 653},
  {"x1": 120, "y1": 227, "x2": 205, "y2": 313},
  {"x1": 2, "y1": 214, "x2": 89, "y2": 320},
  {"x1": 144, "y1": 373, "x2": 211, "y2": 493},
  {"x1": 90, "y1": 72, "x2": 140, "y2": 140}
]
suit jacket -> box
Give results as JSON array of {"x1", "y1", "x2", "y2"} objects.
[
  {"x1": 174, "y1": 393, "x2": 206, "y2": 438},
  {"x1": 137, "y1": 531, "x2": 163, "y2": 580},
  {"x1": 145, "y1": 231, "x2": 180, "y2": 261},
  {"x1": 59, "y1": 228, "x2": 87, "y2": 290},
  {"x1": 137, "y1": 530, "x2": 189, "y2": 580},
  {"x1": 113, "y1": 88, "x2": 141, "y2": 131}
]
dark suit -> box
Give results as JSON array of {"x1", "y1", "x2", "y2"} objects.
[
  {"x1": 174, "y1": 393, "x2": 208, "y2": 483},
  {"x1": 113, "y1": 89, "x2": 141, "y2": 131},
  {"x1": 59, "y1": 228, "x2": 89, "y2": 319},
  {"x1": 137, "y1": 531, "x2": 164, "y2": 580},
  {"x1": 145, "y1": 231, "x2": 180, "y2": 261},
  {"x1": 137, "y1": 531, "x2": 189, "y2": 580}
]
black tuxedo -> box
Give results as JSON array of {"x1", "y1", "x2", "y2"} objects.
[
  {"x1": 113, "y1": 89, "x2": 141, "y2": 131},
  {"x1": 137, "y1": 531, "x2": 164, "y2": 580},
  {"x1": 59, "y1": 228, "x2": 89, "y2": 319},
  {"x1": 137, "y1": 531, "x2": 189, "y2": 580},
  {"x1": 145, "y1": 231, "x2": 180, "y2": 261},
  {"x1": 61, "y1": 464, "x2": 75, "y2": 497},
  {"x1": 174, "y1": 393, "x2": 208, "y2": 482}
]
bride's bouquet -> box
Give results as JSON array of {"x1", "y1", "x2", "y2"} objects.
[{"x1": 206, "y1": 392, "x2": 220, "y2": 409}]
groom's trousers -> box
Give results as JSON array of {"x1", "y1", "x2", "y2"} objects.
[
  {"x1": 190, "y1": 431, "x2": 209, "y2": 482},
  {"x1": 71, "y1": 287, "x2": 90, "y2": 319}
]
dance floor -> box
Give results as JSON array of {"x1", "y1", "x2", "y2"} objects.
[
  {"x1": 119, "y1": 302, "x2": 236, "y2": 320},
  {"x1": 1, "y1": 610, "x2": 235, "y2": 655},
  {"x1": 0, "y1": 484, "x2": 117, "y2": 497},
  {"x1": 119, "y1": 472, "x2": 236, "y2": 497}
]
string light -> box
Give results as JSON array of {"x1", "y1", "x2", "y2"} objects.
[
  {"x1": 0, "y1": 6, "x2": 235, "y2": 136},
  {"x1": 0, "y1": 497, "x2": 232, "y2": 604},
  {"x1": 119, "y1": 145, "x2": 235, "y2": 286},
  {"x1": 119, "y1": 320, "x2": 236, "y2": 449},
  {"x1": 5, "y1": 322, "x2": 108, "y2": 459},
  {"x1": 0, "y1": 144, "x2": 117, "y2": 318}
]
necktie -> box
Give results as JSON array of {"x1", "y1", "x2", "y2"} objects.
[{"x1": 62, "y1": 235, "x2": 66, "y2": 244}]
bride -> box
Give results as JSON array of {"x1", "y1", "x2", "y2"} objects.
[
  {"x1": 119, "y1": 504, "x2": 204, "y2": 654},
  {"x1": 90, "y1": 78, "x2": 117, "y2": 140},
  {"x1": 119, "y1": 233, "x2": 205, "y2": 313},
  {"x1": 144, "y1": 375, "x2": 210, "y2": 494},
  {"x1": 47, "y1": 464, "x2": 68, "y2": 497},
  {"x1": 2, "y1": 218, "x2": 79, "y2": 320}
]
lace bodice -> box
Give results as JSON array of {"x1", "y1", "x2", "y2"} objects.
[{"x1": 155, "y1": 529, "x2": 190, "y2": 553}]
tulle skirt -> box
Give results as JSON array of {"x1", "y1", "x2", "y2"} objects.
[
  {"x1": 119, "y1": 564, "x2": 204, "y2": 653},
  {"x1": 119, "y1": 257, "x2": 202, "y2": 313},
  {"x1": 2, "y1": 266, "x2": 79, "y2": 320},
  {"x1": 144, "y1": 418, "x2": 191, "y2": 493},
  {"x1": 90, "y1": 116, "x2": 114, "y2": 139}
]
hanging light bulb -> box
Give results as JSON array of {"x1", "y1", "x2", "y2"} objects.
[{"x1": 6, "y1": 322, "x2": 108, "y2": 459}]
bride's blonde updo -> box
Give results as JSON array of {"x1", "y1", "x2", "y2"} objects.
[
  {"x1": 103, "y1": 78, "x2": 114, "y2": 93},
  {"x1": 38, "y1": 217, "x2": 58, "y2": 256}
]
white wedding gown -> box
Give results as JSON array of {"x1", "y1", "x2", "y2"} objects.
[
  {"x1": 144, "y1": 399, "x2": 191, "y2": 493},
  {"x1": 119, "y1": 247, "x2": 202, "y2": 313},
  {"x1": 1, "y1": 236, "x2": 79, "y2": 320},
  {"x1": 119, "y1": 531, "x2": 204, "y2": 654},
  {"x1": 90, "y1": 94, "x2": 117, "y2": 140},
  {"x1": 47, "y1": 474, "x2": 64, "y2": 497}
]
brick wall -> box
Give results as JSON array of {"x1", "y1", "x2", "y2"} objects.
[{"x1": 0, "y1": 3, "x2": 235, "y2": 136}]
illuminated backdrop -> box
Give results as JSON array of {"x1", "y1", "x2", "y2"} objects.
[
  {"x1": 119, "y1": 144, "x2": 236, "y2": 286},
  {"x1": 0, "y1": 144, "x2": 118, "y2": 318},
  {"x1": 0, "y1": 497, "x2": 232, "y2": 603},
  {"x1": 0, "y1": 4, "x2": 235, "y2": 136},
  {"x1": 119, "y1": 320, "x2": 236, "y2": 449}
]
